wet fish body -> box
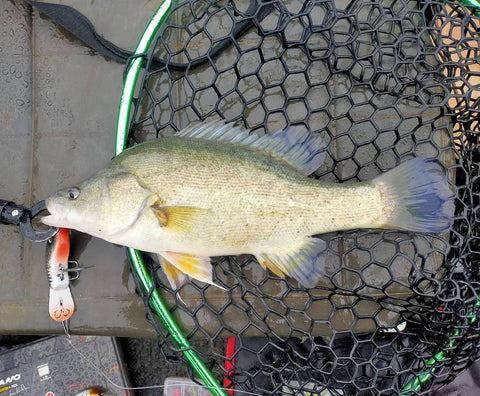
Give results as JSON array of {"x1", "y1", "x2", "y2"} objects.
[{"x1": 42, "y1": 120, "x2": 454, "y2": 289}]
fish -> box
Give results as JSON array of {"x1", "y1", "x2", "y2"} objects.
[
  {"x1": 42, "y1": 120, "x2": 454, "y2": 289},
  {"x1": 46, "y1": 227, "x2": 75, "y2": 321}
]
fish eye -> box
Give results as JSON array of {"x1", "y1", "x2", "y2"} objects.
[{"x1": 67, "y1": 187, "x2": 80, "y2": 200}]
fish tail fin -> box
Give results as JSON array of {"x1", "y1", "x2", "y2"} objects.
[{"x1": 373, "y1": 157, "x2": 454, "y2": 233}]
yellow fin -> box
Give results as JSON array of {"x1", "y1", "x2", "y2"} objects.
[
  {"x1": 151, "y1": 206, "x2": 210, "y2": 231},
  {"x1": 255, "y1": 238, "x2": 327, "y2": 288},
  {"x1": 158, "y1": 254, "x2": 189, "y2": 291},
  {"x1": 159, "y1": 252, "x2": 226, "y2": 290},
  {"x1": 258, "y1": 256, "x2": 286, "y2": 279}
]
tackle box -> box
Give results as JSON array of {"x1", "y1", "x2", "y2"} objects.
[{"x1": 0, "y1": 335, "x2": 132, "y2": 395}]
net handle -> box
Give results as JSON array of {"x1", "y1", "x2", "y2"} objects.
[{"x1": 115, "y1": 2, "x2": 227, "y2": 395}]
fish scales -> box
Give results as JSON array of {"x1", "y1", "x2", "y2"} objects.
[{"x1": 111, "y1": 137, "x2": 384, "y2": 254}]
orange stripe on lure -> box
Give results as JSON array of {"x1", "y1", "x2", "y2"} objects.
[
  {"x1": 46, "y1": 228, "x2": 75, "y2": 322},
  {"x1": 53, "y1": 227, "x2": 70, "y2": 262}
]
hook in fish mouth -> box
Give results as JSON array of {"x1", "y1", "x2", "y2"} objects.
[
  {"x1": 22, "y1": 200, "x2": 59, "y2": 242},
  {"x1": 41, "y1": 199, "x2": 69, "y2": 228},
  {"x1": 41, "y1": 208, "x2": 65, "y2": 228},
  {"x1": 41, "y1": 214, "x2": 61, "y2": 227}
]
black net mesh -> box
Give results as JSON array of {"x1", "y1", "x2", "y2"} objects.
[{"x1": 126, "y1": 0, "x2": 480, "y2": 394}]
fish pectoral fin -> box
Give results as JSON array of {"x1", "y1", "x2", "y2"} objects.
[
  {"x1": 151, "y1": 205, "x2": 210, "y2": 232},
  {"x1": 159, "y1": 252, "x2": 226, "y2": 290},
  {"x1": 255, "y1": 237, "x2": 327, "y2": 288}
]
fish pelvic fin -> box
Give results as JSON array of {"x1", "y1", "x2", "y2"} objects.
[
  {"x1": 255, "y1": 237, "x2": 327, "y2": 288},
  {"x1": 158, "y1": 252, "x2": 226, "y2": 290},
  {"x1": 174, "y1": 119, "x2": 326, "y2": 175},
  {"x1": 151, "y1": 205, "x2": 210, "y2": 232},
  {"x1": 158, "y1": 254, "x2": 189, "y2": 292},
  {"x1": 374, "y1": 157, "x2": 454, "y2": 233}
]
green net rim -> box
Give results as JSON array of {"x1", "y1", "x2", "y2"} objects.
[
  {"x1": 114, "y1": 1, "x2": 226, "y2": 395},
  {"x1": 114, "y1": 1, "x2": 480, "y2": 394}
]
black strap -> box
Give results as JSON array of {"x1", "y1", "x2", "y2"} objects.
[
  {"x1": 24, "y1": 0, "x2": 275, "y2": 71},
  {"x1": 24, "y1": 0, "x2": 131, "y2": 63}
]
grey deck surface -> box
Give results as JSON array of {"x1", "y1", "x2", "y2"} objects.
[{"x1": 0, "y1": 0, "x2": 158, "y2": 337}]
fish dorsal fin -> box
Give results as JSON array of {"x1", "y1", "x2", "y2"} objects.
[
  {"x1": 174, "y1": 120, "x2": 326, "y2": 175},
  {"x1": 255, "y1": 237, "x2": 327, "y2": 288}
]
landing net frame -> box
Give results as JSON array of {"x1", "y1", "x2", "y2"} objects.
[{"x1": 116, "y1": 1, "x2": 480, "y2": 394}]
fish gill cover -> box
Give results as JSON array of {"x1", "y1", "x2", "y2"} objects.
[{"x1": 125, "y1": 0, "x2": 479, "y2": 394}]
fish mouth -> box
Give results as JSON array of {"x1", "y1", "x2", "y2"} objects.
[
  {"x1": 41, "y1": 200, "x2": 66, "y2": 228},
  {"x1": 41, "y1": 213, "x2": 63, "y2": 228}
]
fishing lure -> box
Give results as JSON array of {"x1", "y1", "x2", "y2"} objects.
[
  {"x1": 74, "y1": 388, "x2": 104, "y2": 396},
  {"x1": 46, "y1": 228, "x2": 75, "y2": 323}
]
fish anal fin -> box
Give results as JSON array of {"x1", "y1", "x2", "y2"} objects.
[
  {"x1": 159, "y1": 252, "x2": 226, "y2": 290},
  {"x1": 259, "y1": 257, "x2": 286, "y2": 278},
  {"x1": 255, "y1": 238, "x2": 326, "y2": 288},
  {"x1": 151, "y1": 206, "x2": 210, "y2": 232}
]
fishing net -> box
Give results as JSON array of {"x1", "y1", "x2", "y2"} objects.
[{"x1": 125, "y1": 0, "x2": 480, "y2": 394}]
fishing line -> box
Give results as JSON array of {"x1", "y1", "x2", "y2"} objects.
[{"x1": 64, "y1": 334, "x2": 260, "y2": 396}]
